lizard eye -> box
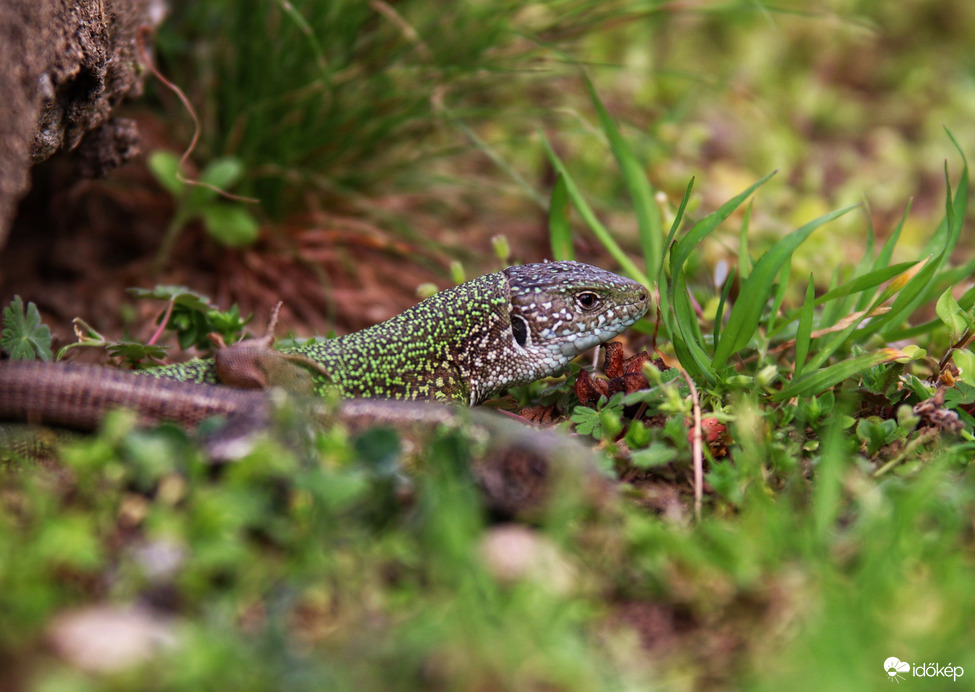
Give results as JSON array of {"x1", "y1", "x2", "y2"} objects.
[
  {"x1": 511, "y1": 314, "x2": 529, "y2": 347},
  {"x1": 575, "y1": 292, "x2": 600, "y2": 310}
]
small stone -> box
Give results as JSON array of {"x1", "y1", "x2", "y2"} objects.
[
  {"x1": 48, "y1": 604, "x2": 178, "y2": 674},
  {"x1": 479, "y1": 524, "x2": 576, "y2": 594}
]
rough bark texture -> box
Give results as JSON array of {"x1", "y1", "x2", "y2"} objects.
[{"x1": 0, "y1": 0, "x2": 162, "y2": 249}]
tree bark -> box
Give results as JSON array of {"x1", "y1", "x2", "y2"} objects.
[{"x1": 0, "y1": 0, "x2": 162, "y2": 249}]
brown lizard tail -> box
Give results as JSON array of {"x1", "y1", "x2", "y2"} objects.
[{"x1": 0, "y1": 361, "x2": 267, "y2": 431}]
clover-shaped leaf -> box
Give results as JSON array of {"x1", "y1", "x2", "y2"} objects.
[{"x1": 1, "y1": 295, "x2": 53, "y2": 361}]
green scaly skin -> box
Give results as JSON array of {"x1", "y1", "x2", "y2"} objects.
[{"x1": 142, "y1": 261, "x2": 650, "y2": 405}]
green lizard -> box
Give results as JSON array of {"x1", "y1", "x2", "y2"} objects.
[
  {"x1": 138, "y1": 260, "x2": 650, "y2": 406},
  {"x1": 0, "y1": 261, "x2": 648, "y2": 431},
  {"x1": 1, "y1": 261, "x2": 648, "y2": 508}
]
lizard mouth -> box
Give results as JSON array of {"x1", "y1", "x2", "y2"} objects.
[{"x1": 618, "y1": 293, "x2": 651, "y2": 319}]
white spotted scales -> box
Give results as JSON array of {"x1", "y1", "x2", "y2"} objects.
[{"x1": 145, "y1": 261, "x2": 650, "y2": 405}]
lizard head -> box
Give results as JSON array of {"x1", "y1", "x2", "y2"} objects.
[{"x1": 501, "y1": 260, "x2": 650, "y2": 380}]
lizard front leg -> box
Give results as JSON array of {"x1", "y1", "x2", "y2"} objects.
[{"x1": 212, "y1": 302, "x2": 332, "y2": 395}]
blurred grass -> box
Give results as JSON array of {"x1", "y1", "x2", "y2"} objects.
[
  {"x1": 4, "y1": 1, "x2": 975, "y2": 689},
  {"x1": 152, "y1": 1, "x2": 975, "y2": 272},
  {"x1": 154, "y1": 0, "x2": 620, "y2": 220}
]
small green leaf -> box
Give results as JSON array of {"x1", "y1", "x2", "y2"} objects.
[
  {"x1": 202, "y1": 205, "x2": 260, "y2": 246},
  {"x1": 945, "y1": 380, "x2": 975, "y2": 406},
  {"x1": 450, "y1": 261, "x2": 466, "y2": 285},
  {"x1": 936, "y1": 288, "x2": 971, "y2": 343},
  {"x1": 201, "y1": 157, "x2": 245, "y2": 189},
  {"x1": 953, "y1": 348, "x2": 975, "y2": 385},
  {"x1": 106, "y1": 342, "x2": 171, "y2": 363},
  {"x1": 570, "y1": 394, "x2": 625, "y2": 440},
  {"x1": 631, "y1": 444, "x2": 678, "y2": 468},
  {"x1": 128, "y1": 285, "x2": 213, "y2": 309},
  {"x1": 207, "y1": 305, "x2": 252, "y2": 341},
  {"x1": 570, "y1": 406, "x2": 601, "y2": 437},
  {"x1": 856, "y1": 417, "x2": 898, "y2": 456},
  {"x1": 35, "y1": 513, "x2": 103, "y2": 569},
  {"x1": 1, "y1": 295, "x2": 53, "y2": 361},
  {"x1": 624, "y1": 420, "x2": 653, "y2": 448},
  {"x1": 491, "y1": 235, "x2": 511, "y2": 264},
  {"x1": 599, "y1": 407, "x2": 624, "y2": 440},
  {"x1": 147, "y1": 151, "x2": 185, "y2": 196}
]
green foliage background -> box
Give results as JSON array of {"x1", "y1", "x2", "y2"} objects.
[{"x1": 3, "y1": 1, "x2": 975, "y2": 690}]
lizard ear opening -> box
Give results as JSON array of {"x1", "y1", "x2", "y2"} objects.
[{"x1": 511, "y1": 314, "x2": 529, "y2": 347}]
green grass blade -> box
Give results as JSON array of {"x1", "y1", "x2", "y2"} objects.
[
  {"x1": 767, "y1": 256, "x2": 791, "y2": 334},
  {"x1": 876, "y1": 201, "x2": 910, "y2": 267},
  {"x1": 657, "y1": 178, "x2": 695, "y2": 343},
  {"x1": 864, "y1": 156, "x2": 968, "y2": 339},
  {"x1": 861, "y1": 198, "x2": 876, "y2": 265},
  {"x1": 811, "y1": 405, "x2": 852, "y2": 543},
  {"x1": 934, "y1": 254, "x2": 975, "y2": 286},
  {"x1": 713, "y1": 266, "x2": 736, "y2": 350},
  {"x1": 670, "y1": 173, "x2": 775, "y2": 282},
  {"x1": 868, "y1": 200, "x2": 910, "y2": 273},
  {"x1": 663, "y1": 177, "x2": 695, "y2": 253},
  {"x1": 541, "y1": 132, "x2": 648, "y2": 284},
  {"x1": 672, "y1": 273, "x2": 714, "y2": 379},
  {"x1": 548, "y1": 174, "x2": 574, "y2": 261},
  {"x1": 712, "y1": 204, "x2": 858, "y2": 370},
  {"x1": 794, "y1": 274, "x2": 815, "y2": 379},
  {"x1": 455, "y1": 120, "x2": 548, "y2": 208},
  {"x1": 819, "y1": 266, "x2": 844, "y2": 329},
  {"x1": 772, "y1": 349, "x2": 901, "y2": 401},
  {"x1": 770, "y1": 260, "x2": 918, "y2": 338},
  {"x1": 738, "y1": 201, "x2": 754, "y2": 282},
  {"x1": 585, "y1": 77, "x2": 663, "y2": 278},
  {"x1": 804, "y1": 294, "x2": 887, "y2": 372},
  {"x1": 815, "y1": 261, "x2": 919, "y2": 307},
  {"x1": 671, "y1": 329, "x2": 708, "y2": 381},
  {"x1": 666, "y1": 173, "x2": 774, "y2": 378},
  {"x1": 883, "y1": 318, "x2": 940, "y2": 341}
]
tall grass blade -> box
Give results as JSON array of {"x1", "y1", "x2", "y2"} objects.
[
  {"x1": 772, "y1": 349, "x2": 902, "y2": 401},
  {"x1": 585, "y1": 77, "x2": 664, "y2": 278},
  {"x1": 820, "y1": 266, "x2": 844, "y2": 329},
  {"x1": 738, "y1": 201, "x2": 754, "y2": 281},
  {"x1": 712, "y1": 204, "x2": 858, "y2": 370},
  {"x1": 670, "y1": 173, "x2": 775, "y2": 283},
  {"x1": 657, "y1": 178, "x2": 695, "y2": 344},
  {"x1": 548, "y1": 174, "x2": 574, "y2": 261},
  {"x1": 667, "y1": 173, "x2": 775, "y2": 378},
  {"x1": 794, "y1": 274, "x2": 815, "y2": 379},
  {"x1": 863, "y1": 153, "x2": 968, "y2": 339},
  {"x1": 771, "y1": 260, "x2": 918, "y2": 338},
  {"x1": 767, "y1": 256, "x2": 791, "y2": 334},
  {"x1": 541, "y1": 133, "x2": 648, "y2": 284},
  {"x1": 811, "y1": 405, "x2": 851, "y2": 543},
  {"x1": 672, "y1": 272, "x2": 714, "y2": 380},
  {"x1": 713, "y1": 266, "x2": 736, "y2": 349}
]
